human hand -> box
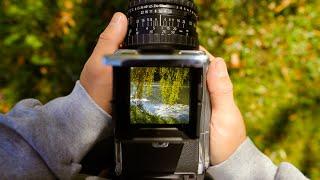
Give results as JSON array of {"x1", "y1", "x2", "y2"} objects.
[
  {"x1": 80, "y1": 12, "x2": 128, "y2": 114},
  {"x1": 203, "y1": 47, "x2": 247, "y2": 165}
]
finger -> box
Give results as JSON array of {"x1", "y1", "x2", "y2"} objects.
[
  {"x1": 207, "y1": 57, "x2": 235, "y2": 109},
  {"x1": 90, "y1": 12, "x2": 128, "y2": 60}
]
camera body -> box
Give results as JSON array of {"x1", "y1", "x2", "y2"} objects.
[
  {"x1": 104, "y1": 49, "x2": 210, "y2": 179},
  {"x1": 102, "y1": 0, "x2": 212, "y2": 178}
]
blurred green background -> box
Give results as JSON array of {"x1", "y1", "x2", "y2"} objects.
[{"x1": 0, "y1": 0, "x2": 319, "y2": 178}]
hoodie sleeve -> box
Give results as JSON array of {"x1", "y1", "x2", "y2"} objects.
[
  {"x1": 206, "y1": 138, "x2": 308, "y2": 180},
  {"x1": 0, "y1": 81, "x2": 112, "y2": 179}
]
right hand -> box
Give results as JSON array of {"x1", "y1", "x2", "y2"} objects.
[{"x1": 203, "y1": 48, "x2": 247, "y2": 165}]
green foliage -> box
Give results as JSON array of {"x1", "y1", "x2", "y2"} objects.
[
  {"x1": 131, "y1": 105, "x2": 179, "y2": 124},
  {"x1": 159, "y1": 68, "x2": 189, "y2": 105},
  {"x1": 131, "y1": 67, "x2": 156, "y2": 99},
  {"x1": 0, "y1": 0, "x2": 319, "y2": 178},
  {"x1": 131, "y1": 67, "x2": 189, "y2": 105},
  {"x1": 0, "y1": 0, "x2": 128, "y2": 111},
  {"x1": 196, "y1": 0, "x2": 320, "y2": 178}
]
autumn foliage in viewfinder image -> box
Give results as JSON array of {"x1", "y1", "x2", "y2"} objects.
[{"x1": 130, "y1": 67, "x2": 190, "y2": 124}]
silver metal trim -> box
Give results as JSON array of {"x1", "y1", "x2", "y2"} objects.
[
  {"x1": 115, "y1": 141, "x2": 122, "y2": 176},
  {"x1": 152, "y1": 142, "x2": 170, "y2": 148},
  {"x1": 104, "y1": 49, "x2": 209, "y2": 67}
]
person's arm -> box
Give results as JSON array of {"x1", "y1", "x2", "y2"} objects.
[
  {"x1": 204, "y1": 49, "x2": 308, "y2": 180},
  {"x1": 0, "y1": 81, "x2": 111, "y2": 179},
  {"x1": 0, "y1": 12, "x2": 128, "y2": 179},
  {"x1": 206, "y1": 138, "x2": 307, "y2": 180}
]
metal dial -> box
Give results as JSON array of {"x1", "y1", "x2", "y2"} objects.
[{"x1": 124, "y1": 0, "x2": 199, "y2": 50}]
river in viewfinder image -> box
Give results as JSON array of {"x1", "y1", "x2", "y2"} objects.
[{"x1": 130, "y1": 67, "x2": 190, "y2": 124}]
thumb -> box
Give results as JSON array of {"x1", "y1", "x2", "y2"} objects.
[
  {"x1": 90, "y1": 12, "x2": 128, "y2": 60},
  {"x1": 207, "y1": 57, "x2": 235, "y2": 110},
  {"x1": 80, "y1": 12, "x2": 127, "y2": 114}
]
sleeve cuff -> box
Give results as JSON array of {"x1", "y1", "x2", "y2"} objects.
[
  {"x1": 206, "y1": 137, "x2": 277, "y2": 180},
  {"x1": 67, "y1": 80, "x2": 113, "y2": 156},
  {"x1": 75, "y1": 81, "x2": 112, "y2": 120}
]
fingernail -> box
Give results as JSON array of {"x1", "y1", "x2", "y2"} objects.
[
  {"x1": 109, "y1": 13, "x2": 123, "y2": 26},
  {"x1": 215, "y1": 59, "x2": 228, "y2": 77}
]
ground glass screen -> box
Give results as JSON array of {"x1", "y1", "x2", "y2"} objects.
[{"x1": 130, "y1": 67, "x2": 190, "y2": 124}]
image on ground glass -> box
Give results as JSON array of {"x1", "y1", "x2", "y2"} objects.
[{"x1": 130, "y1": 67, "x2": 190, "y2": 124}]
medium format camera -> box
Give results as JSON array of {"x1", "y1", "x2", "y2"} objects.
[{"x1": 104, "y1": 0, "x2": 211, "y2": 179}]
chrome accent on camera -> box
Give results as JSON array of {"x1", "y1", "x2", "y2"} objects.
[
  {"x1": 115, "y1": 141, "x2": 122, "y2": 176},
  {"x1": 152, "y1": 142, "x2": 170, "y2": 148},
  {"x1": 104, "y1": 50, "x2": 208, "y2": 68}
]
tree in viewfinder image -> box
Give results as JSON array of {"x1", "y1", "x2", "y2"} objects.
[{"x1": 130, "y1": 67, "x2": 190, "y2": 124}]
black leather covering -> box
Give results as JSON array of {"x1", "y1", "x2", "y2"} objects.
[{"x1": 121, "y1": 139, "x2": 199, "y2": 176}]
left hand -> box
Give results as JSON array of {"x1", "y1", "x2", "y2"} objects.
[{"x1": 80, "y1": 12, "x2": 128, "y2": 114}]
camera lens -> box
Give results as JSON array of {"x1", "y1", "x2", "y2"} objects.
[{"x1": 123, "y1": 0, "x2": 199, "y2": 50}]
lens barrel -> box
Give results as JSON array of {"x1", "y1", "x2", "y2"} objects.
[{"x1": 123, "y1": 0, "x2": 199, "y2": 50}]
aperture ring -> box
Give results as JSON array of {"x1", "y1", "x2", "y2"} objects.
[
  {"x1": 128, "y1": 4, "x2": 197, "y2": 20},
  {"x1": 129, "y1": 0, "x2": 197, "y2": 12}
]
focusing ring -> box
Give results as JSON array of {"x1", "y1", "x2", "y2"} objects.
[{"x1": 124, "y1": 0, "x2": 199, "y2": 50}]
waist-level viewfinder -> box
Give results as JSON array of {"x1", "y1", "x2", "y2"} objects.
[{"x1": 104, "y1": 50, "x2": 210, "y2": 179}]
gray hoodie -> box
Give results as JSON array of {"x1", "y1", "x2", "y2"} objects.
[{"x1": 0, "y1": 81, "x2": 308, "y2": 179}]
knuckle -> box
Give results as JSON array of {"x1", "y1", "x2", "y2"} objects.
[{"x1": 99, "y1": 32, "x2": 112, "y2": 42}]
